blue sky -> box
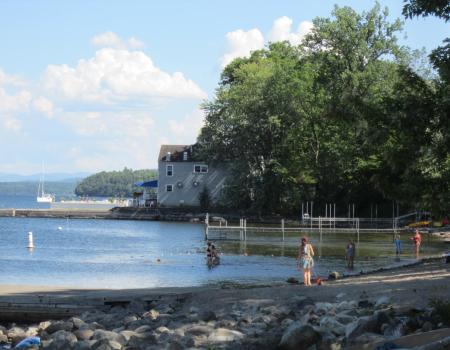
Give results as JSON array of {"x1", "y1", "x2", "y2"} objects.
[{"x1": 0, "y1": 0, "x2": 448, "y2": 174}]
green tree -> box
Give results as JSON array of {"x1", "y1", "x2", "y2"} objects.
[{"x1": 75, "y1": 168, "x2": 157, "y2": 197}]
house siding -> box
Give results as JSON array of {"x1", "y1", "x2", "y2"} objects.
[{"x1": 157, "y1": 161, "x2": 228, "y2": 207}]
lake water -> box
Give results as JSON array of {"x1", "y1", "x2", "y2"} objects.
[{"x1": 0, "y1": 195, "x2": 447, "y2": 289}]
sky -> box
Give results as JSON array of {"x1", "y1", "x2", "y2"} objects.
[{"x1": 0, "y1": 0, "x2": 448, "y2": 175}]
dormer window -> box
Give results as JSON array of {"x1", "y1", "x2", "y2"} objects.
[
  {"x1": 166, "y1": 152, "x2": 171, "y2": 162},
  {"x1": 183, "y1": 151, "x2": 188, "y2": 161}
]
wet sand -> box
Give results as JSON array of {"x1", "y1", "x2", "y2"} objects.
[{"x1": 0, "y1": 258, "x2": 448, "y2": 310}]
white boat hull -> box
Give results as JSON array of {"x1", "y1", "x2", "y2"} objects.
[{"x1": 37, "y1": 195, "x2": 54, "y2": 203}]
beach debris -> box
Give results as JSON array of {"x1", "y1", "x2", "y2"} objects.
[
  {"x1": 328, "y1": 271, "x2": 340, "y2": 280},
  {"x1": 13, "y1": 337, "x2": 40, "y2": 349},
  {"x1": 286, "y1": 277, "x2": 299, "y2": 284}
]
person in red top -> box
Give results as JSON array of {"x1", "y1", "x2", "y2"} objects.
[
  {"x1": 411, "y1": 229, "x2": 421, "y2": 258},
  {"x1": 442, "y1": 216, "x2": 449, "y2": 226}
]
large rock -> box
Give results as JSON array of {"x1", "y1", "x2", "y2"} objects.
[
  {"x1": 133, "y1": 325, "x2": 152, "y2": 334},
  {"x1": 142, "y1": 309, "x2": 159, "y2": 320},
  {"x1": 123, "y1": 315, "x2": 138, "y2": 325},
  {"x1": 73, "y1": 340, "x2": 92, "y2": 350},
  {"x1": 0, "y1": 333, "x2": 8, "y2": 343},
  {"x1": 315, "y1": 302, "x2": 335, "y2": 315},
  {"x1": 45, "y1": 331, "x2": 77, "y2": 350},
  {"x1": 279, "y1": 323, "x2": 321, "y2": 350},
  {"x1": 69, "y1": 317, "x2": 86, "y2": 330},
  {"x1": 208, "y1": 328, "x2": 244, "y2": 342},
  {"x1": 319, "y1": 316, "x2": 346, "y2": 336},
  {"x1": 74, "y1": 328, "x2": 94, "y2": 341},
  {"x1": 127, "y1": 333, "x2": 156, "y2": 348},
  {"x1": 118, "y1": 330, "x2": 136, "y2": 342},
  {"x1": 92, "y1": 339, "x2": 122, "y2": 350},
  {"x1": 7, "y1": 326, "x2": 26, "y2": 345},
  {"x1": 185, "y1": 325, "x2": 214, "y2": 336},
  {"x1": 92, "y1": 330, "x2": 126, "y2": 345},
  {"x1": 166, "y1": 340, "x2": 183, "y2": 350},
  {"x1": 346, "y1": 310, "x2": 393, "y2": 339},
  {"x1": 46, "y1": 321, "x2": 74, "y2": 334},
  {"x1": 198, "y1": 310, "x2": 217, "y2": 322}
]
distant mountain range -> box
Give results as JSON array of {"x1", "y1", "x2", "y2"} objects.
[{"x1": 0, "y1": 172, "x2": 91, "y2": 182}]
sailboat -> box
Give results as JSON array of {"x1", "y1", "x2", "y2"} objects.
[{"x1": 37, "y1": 165, "x2": 55, "y2": 203}]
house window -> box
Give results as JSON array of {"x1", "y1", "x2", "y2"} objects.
[
  {"x1": 166, "y1": 184, "x2": 173, "y2": 192},
  {"x1": 183, "y1": 151, "x2": 188, "y2": 161},
  {"x1": 194, "y1": 164, "x2": 208, "y2": 173},
  {"x1": 166, "y1": 165, "x2": 173, "y2": 176}
]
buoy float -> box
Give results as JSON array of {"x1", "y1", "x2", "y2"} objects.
[{"x1": 27, "y1": 231, "x2": 34, "y2": 249}]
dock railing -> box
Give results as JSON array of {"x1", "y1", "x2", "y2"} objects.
[{"x1": 205, "y1": 215, "x2": 405, "y2": 243}]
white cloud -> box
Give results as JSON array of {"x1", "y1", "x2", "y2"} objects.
[
  {"x1": 221, "y1": 17, "x2": 313, "y2": 68},
  {"x1": 168, "y1": 109, "x2": 205, "y2": 143},
  {"x1": 268, "y1": 16, "x2": 313, "y2": 46},
  {"x1": 221, "y1": 28, "x2": 265, "y2": 68},
  {"x1": 0, "y1": 69, "x2": 27, "y2": 87},
  {"x1": 33, "y1": 96, "x2": 54, "y2": 117},
  {"x1": 91, "y1": 31, "x2": 145, "y2": 50},
  {"x1": 3, "y1": 116, "x2": 22, "y2": 131},
  {"x1": 42, "y1": 48, "x2": 207, "y2": 105},
  {"x1": 0, "y1": 69, "x2": 32, "y2": 113}
]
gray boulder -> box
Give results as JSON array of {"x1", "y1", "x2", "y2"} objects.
[
  {"x1": 186, "y1": 325, "x2": 214, "y2": 336},
  {"x1": 7, "y1": 326, "x2": 26, "y2": 345},
  {"x1": 198, "y1": 310, "x2": 217, "y2": 322},
  {"x1": 45, "y1": 331, "x2": 77, "y2": 350},
  {"x1": 127, "y1": 333, "x2": 156, "y2": 348},
  {"x1": 92, "y1": 339, "x2": 122, "y2": 350},
  {"x1": 319, "y1": 316, "x2": 346, "y2": 336},
  {"x1": 208, "y1": 328, "x2": 244, "y2": 342},
  {"x1": 92, "y1": 330, "x2": 126, "y2": 345},
  {"x1": 279, "y1": 323, "x2": 321, "y2": 350},
  {"x1": 46, "y1": 321, "x2": 74, "y2": 334},
  {"x1": 74, "y1": 328, "x2": 94, "y2": 341},
  {"x1": 69, "y1": 317, "x2": 86, "y2": 330},
  {"x1": 73, "y1": 340, "x2": 92, "y2": 350}
]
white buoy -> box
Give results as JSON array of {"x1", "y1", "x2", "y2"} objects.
[
  {"x1": 27, "y1": 231, "x2": 34, "y2": 249},
  {"x1": 58, "y1": 226, "x2": 62, "y2": 230}
]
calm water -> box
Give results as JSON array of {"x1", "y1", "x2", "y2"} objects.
[{"x1": 0, "y1": 195, "x2": 446, "y2": 289}]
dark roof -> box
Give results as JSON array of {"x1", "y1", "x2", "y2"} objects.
[{"x1": 159, "y1": 144, "x2": 195, "y2": 162}]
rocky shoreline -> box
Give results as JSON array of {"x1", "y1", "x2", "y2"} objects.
[{"x1": 1, "y1": 290, "x2": 449, "y2": 350}]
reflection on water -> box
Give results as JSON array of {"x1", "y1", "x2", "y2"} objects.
[{"x1": 0, "y1": 216, "x2": 446, "y2": 289}]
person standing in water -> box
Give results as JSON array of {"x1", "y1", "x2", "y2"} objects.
[
  {"x1": 345, "y1": 240, "x2": 355, "y2": 269},
  {"x1": 298, "y1": 237, "x2": 315, "y2": 286},
  {"x1": 394, "y1": 233, "x2": 402, "y2": 256},
  {"x1": 411, "y1": 229, "x2": 421, "y2": 258}
]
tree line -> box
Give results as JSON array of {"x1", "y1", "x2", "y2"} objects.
[
  {"x1": 197, "y1": 2, "x2": 450, "y2": 217},
  {"x1": 75, "y1": 168, "x2": 157, "y2": 197}
]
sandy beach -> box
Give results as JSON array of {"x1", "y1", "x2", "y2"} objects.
[{"x1": 1, "y1": 258, "x2": 449, "y2": 307}]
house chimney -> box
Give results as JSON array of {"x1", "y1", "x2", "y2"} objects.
[{"x1": 167, "y1": 152, "x2": 171, "y2": 162}]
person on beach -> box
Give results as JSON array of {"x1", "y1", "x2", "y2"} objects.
[
  {"x1": 206, "y1": 241, "x2": 219, "y2": 267},
  {"x1": 206, "y1": 241, "x2": 213, "y2": 259},
  {"x1": 298, "y1": 237, "x2": 315, "y2": 286},
  {"x1": 411, "y1": 229, "x2": 421, "y2": 258},
  {"x1": 394, "y1": 233, "x2": 402, "y2": 256},
  {"x1": 345, "y1": 240, "x2": 355, "y2": 269}
]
